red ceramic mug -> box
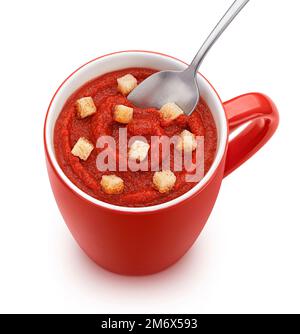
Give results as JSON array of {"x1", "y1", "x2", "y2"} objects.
[{"x1": 44, "y1": 51, "x2": 279, "y2": 275}]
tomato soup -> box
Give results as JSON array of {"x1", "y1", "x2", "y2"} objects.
[{"x1": 54, "y1": 68, "x2": 217, "y2": 207}]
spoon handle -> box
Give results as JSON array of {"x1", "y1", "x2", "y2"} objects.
[{"x1": 188, "y1": 0, "x2": 250, "y2": 75}]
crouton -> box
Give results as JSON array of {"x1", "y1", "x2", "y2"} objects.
[
  {"x1": 100, "y1": 175, "x2": 124, "y2": 194},
  {"x1": 117, "y1": 74, "x2": 137, "y2": 96},
  {"x1": 113, "y1": 105, "x2": 134, "y2": 124},
  {"x1": 153, "y1": 170, "x2": 176, "y2": 193},
  {"x1": 128, "y1": 140, "x2": 150, "y2": 161},
  {"x1": 176, "y1": 130, "x2": 197, "y2": 153},
  {"x1": 160, "y1": 102, "x2": 184, "y2": 121},
  {"x1": 71, "y1": 137, "x2": 94, "y2": 161},
  {"x1": 75, "y1": 97, "x2": 97, "y2": 119}
]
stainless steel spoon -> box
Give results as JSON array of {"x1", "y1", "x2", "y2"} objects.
[{"x1": 128, "y1": 0, "x2": 250, "y2": 115}]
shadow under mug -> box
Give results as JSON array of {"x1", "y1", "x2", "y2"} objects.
[{"x1": 44, "y1": 51, "x2": 279, "y2": 275}]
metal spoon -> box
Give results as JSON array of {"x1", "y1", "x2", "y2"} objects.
[{"x1": 128, "y1": 0, "x2": 250, "y2": 115}]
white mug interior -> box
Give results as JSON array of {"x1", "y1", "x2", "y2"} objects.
[{"x1": 45, "y1": 51, "x2": 227, "y2": 213}]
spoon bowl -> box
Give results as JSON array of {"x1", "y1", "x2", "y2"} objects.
[{"x1": 128, "y1": 69, "x2": 199, "y2": 116}]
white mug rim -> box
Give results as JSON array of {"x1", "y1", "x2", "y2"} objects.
[{"x1": 44, "y1": 50, "x2": 228, "y2": 213}]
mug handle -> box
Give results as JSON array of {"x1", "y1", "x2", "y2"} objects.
[{"x1": 223, "y1": 93, "x2": 279, "y2": 177}]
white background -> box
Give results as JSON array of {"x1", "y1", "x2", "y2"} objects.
[{"x1": 0, "y1": 0, "x2": 299, "y2": 314}]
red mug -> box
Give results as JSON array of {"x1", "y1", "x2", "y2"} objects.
[{"x1": 44, "y1": 51, "x2": 279, "y2": 275}]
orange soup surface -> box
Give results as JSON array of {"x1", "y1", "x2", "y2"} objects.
[{"x1": 54, "y1": 68, "x2": 217, "y2": 207}]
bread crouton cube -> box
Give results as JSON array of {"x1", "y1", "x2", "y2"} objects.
[
  {"x1": 71, "y1": 137, "x2": 94, "y2": 161},
  {"x1": 100, "y1": 175, "x2": 124, "y2": 194},
  {"x1": 113, "y1": 105, "x2": 134, "y2": 124},
  {"x1": 75, "y1": 97, "x2": 97, "y2": 119},
  {"x1": 176, "y1": 130, "x2": 197, "y2": 153},
  {"x1": 129, "y1": 140, "x2": 150, "y2": 161},
  {"x1": 117, "y1": 74, "x2": 137, "y2": 96},
  {"x1": 160, "y1": 102, "x2": 184, "y2": 121},
  {"x1": 153, "y1": 170, "x2": 176, "y2": 193}
]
